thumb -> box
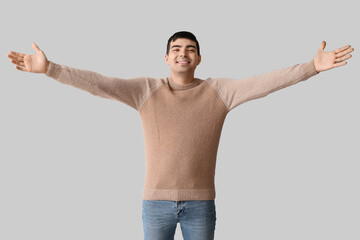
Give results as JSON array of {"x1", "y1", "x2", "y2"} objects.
[
  {"x1": 320, "y1": 41, "x2": 326, "y2": 51},
  {"x1": 32, "y1": 42, "x2": 41, "y2": 53}
]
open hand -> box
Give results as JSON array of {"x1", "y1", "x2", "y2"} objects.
[
  {"x1": 314, "y1": 41, "x2": 354, "y2": 72},
  {"x1": 7, "y1": 43, "x2": 49, "y2": 74}
]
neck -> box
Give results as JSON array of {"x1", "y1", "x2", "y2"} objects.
[{"x1": 169, "y1": 71, "x2": 195, "y2": 86}]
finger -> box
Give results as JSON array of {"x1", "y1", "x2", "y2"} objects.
[
  {"x1": 10, "y1": 59, "x2": 25, "y2": 67},
  {"x1": 333, "y1": 61, "x2": 347, "y2": 68},
  {"x1": 32, "y1": 42, "x2": 41, "y2": 53},
  {"x1": 335, "y1": 54, "x2": 352, "y2": 63},
  {"x1": 15, "y1": 65, "x2": 27, "y2": 72},
  {"x1": 9, "y1": 51, "x2": 25, "y2": 57},
  {"x1": 7, "y1": 53, "x2": 24, "y2": 62},
  {"x1": 336, "y1": 47, "x2": 354, "y2": 58},
  {"x1": 320, "y1": 41, "x2": 326, "y2": 51},
  {"x1": 334, "y1": 45, "x2": 351, "y2": 54}
]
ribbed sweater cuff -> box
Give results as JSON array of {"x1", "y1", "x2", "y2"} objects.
[
  {"x1": 307, "y1": 59, "x2": 320, "y2": 77},
  {"x1": 45, "y1": 61, "x2": 62, "y2": 79}
]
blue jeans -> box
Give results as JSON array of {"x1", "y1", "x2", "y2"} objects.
[{"x1": 142, "y1": 199, "x2": 217, "y2": 240}]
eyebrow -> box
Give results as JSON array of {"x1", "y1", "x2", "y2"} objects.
[{"x1": 171, "y1": 45, "x2": 196, "y2": 49}]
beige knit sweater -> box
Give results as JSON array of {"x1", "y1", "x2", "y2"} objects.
[{"x1": 46, "y1": 60, "x2": 319, "y2": 201}]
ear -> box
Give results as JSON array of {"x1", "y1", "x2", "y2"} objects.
[
  {"x1": 165, "y1": 54, "x2": 170, "y2": 65},
  {"x1": 197, "y1": 55, "x2": 202, "y2": 65}
]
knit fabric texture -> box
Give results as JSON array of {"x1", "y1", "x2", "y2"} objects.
[{"x1": 46, "y1": 60, "x2": 319, "y2": 201}]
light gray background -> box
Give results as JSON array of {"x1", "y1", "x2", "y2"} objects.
[{"x1": 1, "y1": 0, "x2": 359, "y2": 239}]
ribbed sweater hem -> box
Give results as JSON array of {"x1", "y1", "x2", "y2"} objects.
[
  {"x1": 46, "y1": 61, "x2": 62, "y2": 79},
  {"x1": 142, "y1": 189, "x2": 216, "y2": 201}
]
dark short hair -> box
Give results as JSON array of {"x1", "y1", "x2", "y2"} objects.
[{"x1": 166, "y1": 31, "x2": 200, "y2": 56}]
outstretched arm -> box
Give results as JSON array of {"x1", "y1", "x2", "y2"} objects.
[
  {"x1": 314, "y1": 41, "x2": 354, "y2": 72},
  {"x1": 6, "y1": 43, "x2": 156, "y2": 111},
  {"x1": 209, "y1": 41, "x2": 355, "y2": 112}
]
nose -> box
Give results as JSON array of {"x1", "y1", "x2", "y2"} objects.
[{"x1": 180, "y1": 49, "x2": 187, "y2": 57}]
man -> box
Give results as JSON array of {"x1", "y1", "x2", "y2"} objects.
[{"x1": 7, "y1": 31, "x2": 354, "y2": 240}]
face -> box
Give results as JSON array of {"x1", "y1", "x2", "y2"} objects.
[{"x1": 165, "y1": 38, "x2": 201, "y2": 75}]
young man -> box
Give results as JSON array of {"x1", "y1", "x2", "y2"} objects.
[{"x1": 7, "y1": 31, "x2": 354, "y2": 240}]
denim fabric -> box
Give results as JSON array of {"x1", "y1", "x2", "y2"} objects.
[{"x1": 142, "y1": 199, "x2": 217, "y2": 240}]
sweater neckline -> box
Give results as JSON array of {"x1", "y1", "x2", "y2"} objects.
[{"x1": 167, "y1": 77, "x2": 202, "y2": 90}]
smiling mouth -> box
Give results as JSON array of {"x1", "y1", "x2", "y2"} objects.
[{"x1": 176, "y1": 60, "x2": 190, "y2": 64}]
